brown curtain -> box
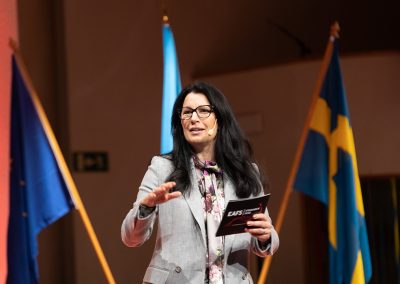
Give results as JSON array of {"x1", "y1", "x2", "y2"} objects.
[{"x1": 361, "y1": 176, "x2": 400, "y2": 284}]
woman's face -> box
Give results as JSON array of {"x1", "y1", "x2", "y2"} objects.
[{"x1": 180, "y1": 92, "x2": 218, "y2": 151}]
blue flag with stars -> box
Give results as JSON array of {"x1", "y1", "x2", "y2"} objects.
[
  {"x1": 8, "y1": 56, "x2": 75, "y2": 284},
  {"x1": 294, "y1": 40, "x2": 372, "y2": 284}
]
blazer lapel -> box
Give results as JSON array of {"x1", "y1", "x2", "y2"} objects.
[
  {"x1": 223, "y1": 174, "x2": 237, "y2": 258},
  {"x1": 184, "y1": 159, "x2": 207, "y2": 247},
  {"x1": 183, "y1": 160, "x2": 239, "y2": 256}
]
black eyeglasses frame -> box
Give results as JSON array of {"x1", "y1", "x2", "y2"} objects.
[{"x1": 178, "y1": 105, "x2": 215, "y2": 120}]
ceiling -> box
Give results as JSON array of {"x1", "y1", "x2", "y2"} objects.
[{"x1": 164, "y1": 0, "x2": 399, "y2": 78}]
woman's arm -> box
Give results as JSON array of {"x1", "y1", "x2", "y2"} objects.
[
  {"x1": 121, "y1": 157, "x2": 181, "y2": 247},
  {"x1": 248, "y1": 209, "x2": 279, "y2": 257},
  {"x1": 247, "y1": 163, "x2": 279, "y2": 256}
]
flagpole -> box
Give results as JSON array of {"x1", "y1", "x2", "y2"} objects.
[
  {"x1": 9, "y1": 39, "x2": 116, "y2": 284},
  {"x1": 257, "y1": 22, "x2": 340, "y2": 284}
]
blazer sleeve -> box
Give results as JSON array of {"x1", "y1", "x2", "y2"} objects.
[
  {"x1": 251, "y1": 206, "x2": 279, "y2": 257},
  {"x1": 250, "y1": 163, "x2": 280, "y2": 257},
  {"x1": 121, "y1": 156, "x2": 164, "y2": 247}
]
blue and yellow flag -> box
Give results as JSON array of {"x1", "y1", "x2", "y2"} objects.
[
  {"x1": 7, "y1": 56, "x2": 75, "y2": 284},
  {"x1": 160, "y1": 22, "x2": 181, "y2": 154},
  {"x1": 294, "y1": 40, "x2": 372, "y2": 284}
]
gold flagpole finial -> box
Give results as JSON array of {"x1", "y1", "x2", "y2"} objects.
[
  {"x1": 161, "y1": 0, "x2": 169, "y2": 24},
  {"x1": 162, "y1": 13, "x2": 169, "y2": 24},
  {"x1": 330, "y1": 21, "x2": 340, "y2": 39}
]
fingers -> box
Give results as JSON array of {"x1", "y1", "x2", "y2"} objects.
[
  {"x1": 151, "y1": 182, "x2": 175, "y2": 197},
  {"x1": 164, "y1": 190, "x2": 182, "y2": 201},
  {"x1": 245, "y1": 227, "x2": 271, "y2": 236},
  {"x1": 247, "y1": 220, "x2": 272, "y2": 229},
  {"x1": 140, "y1": 182, "x2": 181, "y2": 207},
  {"x1": 245, "y1": 226, "x2": 271, "y2": 242},
  {"x1": 162, "y1": 181, "x2": 177, "y2": 191},
  {"x1": 154, "y1": 181, "x2": 176, "y2": 194},
  {"x1": 245, "y1": 213, "x2": 272, "y2": 242},
  {"x1": 247, "y1": 213, "x2": 271, "y2": 228},
  {"x1": 252, "y1": 213, "x2": 270, "y2": 221}
]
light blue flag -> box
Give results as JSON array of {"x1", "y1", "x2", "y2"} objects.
[
  {"x1": 8, "y1": 56, "x2": 75, "y2": 284},
  {"x1": 294, "y1": 41, "x2": 372, "y2": 284},
  {"x1": 161, "y1": 23, "x2": 181, "y2": 154}
]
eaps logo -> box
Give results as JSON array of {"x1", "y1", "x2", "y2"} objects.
[{"x1": 227, "y1": 210, "x2": 243, "y2": 217}]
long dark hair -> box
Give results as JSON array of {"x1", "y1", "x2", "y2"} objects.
[{"x1": 166, "y1": 81, "x2": 263, "y2": 198}]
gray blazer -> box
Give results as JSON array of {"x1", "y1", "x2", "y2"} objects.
[{"x1": 121, "y1": 156, "x2": 279, "y2": 284}]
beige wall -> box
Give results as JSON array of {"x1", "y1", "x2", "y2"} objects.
[{"x1": 18, "y1": 1, "x2": 400, "y2": 283}]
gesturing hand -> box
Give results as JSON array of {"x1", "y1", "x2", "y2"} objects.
[
  {"x1": 140, "y1": 182, "x2": 181, "y2": 208},
  {"x1": 244, "y1": 213, "x2": 273, "y2": 243}
]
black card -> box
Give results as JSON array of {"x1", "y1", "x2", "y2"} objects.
[{"x1": 216, "y1": 194, "x2": 270, "y2": 236}]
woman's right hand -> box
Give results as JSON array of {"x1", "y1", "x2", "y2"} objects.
[{"x1": 140, "y1": 181, "x2": 181, "y2": 208}]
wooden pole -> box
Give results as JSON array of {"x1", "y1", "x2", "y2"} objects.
[
  {"x1": 10, "y1": 39, "x2": 116, "y2": 284},
  {"x1": 257, "y1": 22, "x2": 340, "y2": 284}
]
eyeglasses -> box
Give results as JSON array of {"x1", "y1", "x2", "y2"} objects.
[{"x1": 178, "y1": 105, "x2": 214, "y2": 120}]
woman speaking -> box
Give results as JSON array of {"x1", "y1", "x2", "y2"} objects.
[{"x1": 122, "y1": 82, "x2": 279, "y2": 283}]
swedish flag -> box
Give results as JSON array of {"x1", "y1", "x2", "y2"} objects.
[{"x1": 294, "y1": 40, "x2": 372, "y2": 284}]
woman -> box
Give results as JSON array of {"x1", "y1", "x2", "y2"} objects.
[{"x1": 122, "y1": 82, "x2": 279, "y2": 283}]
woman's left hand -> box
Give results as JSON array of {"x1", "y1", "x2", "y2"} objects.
[{"x1": 245, "y1": 213, "x2": 273, "y2": 243}]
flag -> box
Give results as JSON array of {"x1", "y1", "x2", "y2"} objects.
[
  {"x1": 160, "y1": 22, "x2": 181, "y2": 154},
  {"x1": 7, "y1": 56, "x2": 75, "y2": 284},
  {"x1": 293, "y1": 40, "x2": 372, "y2": 283}
]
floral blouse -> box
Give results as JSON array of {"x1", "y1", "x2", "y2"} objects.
[{"x1": 194, "y1": 157, "x2": 225, "y2": 284}]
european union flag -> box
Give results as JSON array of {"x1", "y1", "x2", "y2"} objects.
[
  {"x1": 8, "y1": 56, "x2": 75, "y2": 283},
  {"x1": 160, "y1": 23, "x2": 181, "y2": 154},
  {"x1": 294, "y1": 40, "x2": 372, "y2": 284}
]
